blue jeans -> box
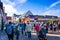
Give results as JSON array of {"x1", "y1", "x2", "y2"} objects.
[
  {"x1": 21, "y1": 28, "x2": 25, "y2": 35},
  {"x1": 15, "y1": 31, "x2": 19, "y2": 40},
  {"x1": 27, "y1": 31, "x2": 31, "y2": 39}
]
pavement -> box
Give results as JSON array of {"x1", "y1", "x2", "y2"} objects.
[
  {"x1": 0, "y1": 31, "x2": 39, "y2": 40},
  {"x1": 0, "y1": 31, "x2": 8, "y2": 40},
  {"x1": 48, "y1": 30, "x2": 60, "y2": 35},
  {"x1": 0, "y1": 31, "x2": 60, "y2": 40}
]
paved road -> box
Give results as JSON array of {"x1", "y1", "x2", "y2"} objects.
[
  {"x1": 0, "y1": 31, "x2": 8, "y2": 40},
  {"x1": 0, "y1": 31, "x2": 60, "y2": 40},
  {"x1": 0, "y1": 31, "x2": 38, "y2": 40},
  {"x1": 47, "y1": 36, "x2": 60, "y2": 40}
]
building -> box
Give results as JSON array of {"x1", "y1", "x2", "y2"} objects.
[
  {"x1": 22, "y1": 11, "x2": 34, "y2": 22},
  {"x1": 0, "y1": 0, "x2": 7, "y2": 30},
  {"x1": 21, "y1": 10, "x2": 58, "y2": 23},
  {"x1": 23, "y1": 10, "x2": 33, "y2": 17},
  {"x1": 6, "y1": 16, "x2": 12, "y2": 21},
  {"x1": 35, "y1": 15, "x2": 58, "y2": 23},
  {"x1": 24, "y1": 15, "x2": 58, "y2": 23},
  {"x1": 12, "y1": 14, "x2": 21, "y2": 23},
  {"x1": 12, "y1": 10, "x2": 59, "y2": 23}
]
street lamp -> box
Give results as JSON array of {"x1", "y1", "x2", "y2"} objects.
[
  {"x1": 0, "y1": 0, "x2": 4, "y2": 31},
  {"x1": 1, "y1": 13, "x2": 3, "y2": 31}
]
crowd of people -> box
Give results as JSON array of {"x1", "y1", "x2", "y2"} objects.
[{"x1": 3, "y1": 21, "x2": 60, "y2": 40}]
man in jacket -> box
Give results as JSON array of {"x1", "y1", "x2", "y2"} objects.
[
  {"x1": 25, "y1": 21, "x2": 32, "y2": 40},
  {"x1": 5, "y1": 22, "x2": 14, "y2": 40}
]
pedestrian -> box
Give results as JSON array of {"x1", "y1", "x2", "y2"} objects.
[
  {"x1": 40, "y1": 24, "x2": 45, "y2": 29},
  {"x1": 14, "y1": 22, "x2": 20, "y2": 40},
  {"x1": 58, "y1": 24, "x2": 60, "y2": 29},
  {"x1": 53, "y1": 23, "x2": 57, "y2": 31},
  {"x1": 19, "y1": 22, "x2": 22, "y2": 34},
  {"x1": 38, "y1": 28, "x2": 47, "y2": 40},
  {"x1": 50, "y1": 23, "x2": 53, "y2": 30},
  {"x1": 20, "y1": 22, "x2": 26, "y2": 35},
  {"x1": 33, "y1": 23, "x2": 36, "y2": 32},
  {"x1": 5, "y1": 21, "x2": 14, "y2": 40},
  {"x1": 22, "y1": 22, "x2": 26, "y2": 35},
  {"x1": 45, "y1": 23, "x2": 49, "y2": 33},
  {"x1": 38, "y1": 24, "x2": 47, "y2": 40},
  {"x1": 35, "y1": 22, "x2": 40, "y2": 37},
  {"x1": 25, "y1": 21, "x2": 32, "y2": 40},
  {"x1": 58, "y1": 24, "x2": 60, "y2": 32}
]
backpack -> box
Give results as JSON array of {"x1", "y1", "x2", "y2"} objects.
[
  {"x1": 39, "y1": 28, "x2": 46, "y2": 38},
  {"x1": 6, "y1": 24, "x2": 13, "y2": 34},
  {"x1": 6, "y1": 25, "x2": 13, "y2": 34}
]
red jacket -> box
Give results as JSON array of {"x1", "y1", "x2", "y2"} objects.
[{"x1": 35, "y1": 24, "x2": 40, "y2": 31}]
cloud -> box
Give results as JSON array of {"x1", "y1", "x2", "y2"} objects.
[
  {"x1": 1, "y1": 0, "x2": 28, "y2": 16},
  {"x1": 43, "y1": 9, "x2": 60, "y2": 17},
  {"x1": 17, "y1": 0, "x2": 27, "y2": 3},
  {"x1": 1, "y1": 0, "x2": 15, "y2": 6},
  {"x1": 2, "y1": 0, "x2": 23, "y2": 16},
  {"x1": 2, "y1": 0, "x2": 27, "y2": 4},
  {"x1": 3, "y1": 4, "x2": 20, "y2": 16},
  {"x1": 47, "y1": 0, "x2": 60, "y2": 10},
  {"x1": 43, "y1": 10, "x2": 55, "y2": 15},
  {"x1": 2, "y1": 0, "x2": 16, "y2": 16},
  {"x1": 43, "y1": 0, "x2": 60, "y2": 17}
]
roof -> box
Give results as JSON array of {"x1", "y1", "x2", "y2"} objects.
[
  {"x1": 29, "y1": 15, "x2": 34, "y2": 18},
  {"x1": 34, "y1": 15, "x2": 58, "y2": 19},
  {"x1": 13, "y1": 14, "x2": 21, "y2": 18},
  {"x1": 24, "y1": 10, "x2": 33, "y2": 17}
]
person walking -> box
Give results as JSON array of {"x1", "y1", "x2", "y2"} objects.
[
  {"x1": 5, "y1": 21, "x2": 14, "y2": 40},
  {"x1": 58, "y1": 24, "x2": 60, "y2": 32},
  {"x1": 38, "y1": 24, "x2": 47, "y2": 40},
  {"x1": 50, "y1": 23, "x2": 53, "y2": 31},
  {"x1": 35, "y1": 22, "x2": 40, "y2": 36},
  {"x1": 45, "y1": 23, "x2": 49, "y2": 33},
  {"x1": 21, "y1": 22, "x2": 26, "y2": 35},
  {"x1": 25, "y1": 21, "x2": 32, "y2": 40},
  {"x1": 14, "y1": 23, "x2": 20, "y2": 40},
  {"x1": 19, "y1": 22, "x2": 26, "y2": 35},
  {"x1": 53, "y1": 23, "x2": 57, "y2": 32},
  {"x1": 58, "y1": 24, "x2": 60, "y2": 29}
]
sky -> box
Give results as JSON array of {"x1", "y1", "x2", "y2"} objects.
[{"x1": 1, "y1": 0, "x2": 60, "y2": 17}]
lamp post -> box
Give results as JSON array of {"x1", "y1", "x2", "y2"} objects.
[
  {"x1": 1, "y1": 13, "x2": 3, "y2": 31},
  {"x1": 0, "y1": 0, "x2": 4, "y2": 31}
]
